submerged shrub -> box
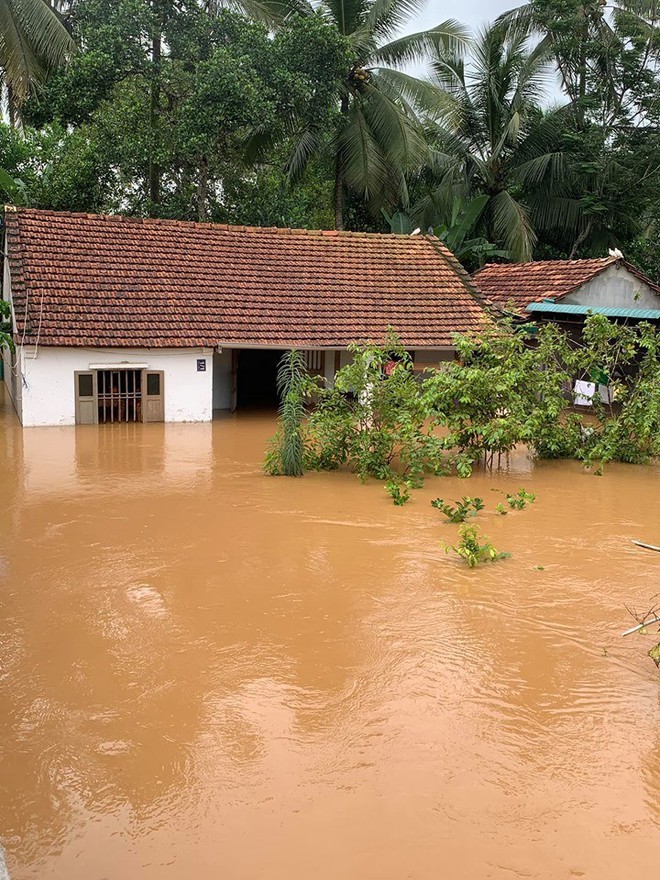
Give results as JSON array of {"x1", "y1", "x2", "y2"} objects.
[
  {"x1": 506, "y1": 489, "x2": 536, "y2": 510},
  {"x1": 264, "y1": 317, "x2": 660, "y2": 488},
  {"x1": 431, "y1": 496, "x2": 484, "y2": 523},
  {"x1": 444, "y1": 525, "x2": 509, "y2": 567},
  {"x1": 304, "y1": 334, "x2": 447, "y2": 485},
  {"x1": 386, "y1": 480, "x2": 411, "y2": 506}
]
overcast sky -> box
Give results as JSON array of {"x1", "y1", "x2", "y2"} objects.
[{"x1": 408, "y1": 0, "x2": 517, "y2": 35}]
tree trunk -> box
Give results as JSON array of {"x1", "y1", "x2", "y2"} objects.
[
  {"x1": 334, "y1": 157, "x2": 344, "y2": 231},
  {"x1": 334, "y1": 95, "x2": 349, "y2": 231},
  {"x1": 148, "y1": 8, "x2": 162, "y2": 209},
  {"x1": 7, "y1": 85, "x2": 16, "y2": 129},
  {"x1": 197, "y1": 155, "x2": 208, "y2": 222},
  {"x1": 569, "y1": 218, "x2": 593, "y2": 258}
]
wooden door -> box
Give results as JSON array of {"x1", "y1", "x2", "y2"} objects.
[
  {"x1": 74, "y1": 371, "x2": 97, "y2": 425},
  {"x1": 143, "y1": 371, "x2": 164, "y2": 422}
]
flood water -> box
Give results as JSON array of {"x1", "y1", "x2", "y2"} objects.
[{"x1": 1, "y1": 395, "x2": 659, "y2": 879}]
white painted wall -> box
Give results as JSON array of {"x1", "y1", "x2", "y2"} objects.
[
  {"x1": 565, "y1": 264, "x2": 660, "y2": 309},
  {"x1": 212, "y1": 350, "x2": 232, "y2": 409},
  {"x1": 17, "y1": 346, "x2": 214, "y2": 427}
]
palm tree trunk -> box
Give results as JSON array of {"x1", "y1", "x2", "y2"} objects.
[
  {"x1": 148, "y1": 5, "x2": 162, "y2": 208},
  {"x1": 7, "y1": 85, "x2": 16, "y2": 129},
  {"x1": 334, "y1": 156, "x2": 344, "y2": 231},
  {"x1": 334, "y1": 95, "x2": 349, "y2": 231}
]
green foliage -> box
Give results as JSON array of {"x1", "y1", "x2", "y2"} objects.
[
  {"x1": 418, "y1": 22, "x2": 576, "y2": 261},
  {"x1": 506, "y1": 489, "x2": 536, "y2": 510},
  {"x1": 384, "y1": 196, "x2": 508, "y2": 270},
  {"x1": 265, "y1": 317, "x2": 660, "y2": 497},
  {"x1": 5, "y1": 0, "x2": 660, "y2": 257},
  {"x1": 444, "y1": 524, "x2": 509, "y2": 567},
  {"x1": 0, "y1": 299, "x2": 14, "y2": 352},
  {"x1": 0, "y1": 0, "x2": 75, "y2": 105},
  {"x1": 432, "y1": 197, "x2": 509, "y2": 270},
  {"x1": 431, "y1": 496, "x2": 484, "y2": 523},
  {"x1": 495, "y1": 503, "x2": 507, "y2": 516},
  {"x1": 381, "y1": 209, "x2": 413, "y2": 235},
  {"x1": 386, "y1": 480, "x2": 411, "y2": 506},
  {"x1": 303, "y1": 334, "x2": 447, "y2": 484},
  {"x1": 0, "y1": 167, "x2": 25, "y2": 203},
  {"x1": 18, "y1": 2, "x2": 349, "y2": 222},
  {"x1": 649, "y1": 642, "x2": 660, "y2": 668},
  {"x1": 422, "y1": 321, "x2": 575, "y2": 465},
  {"x1": 264, "y1": 350, "x2": 309, "y2": 477},
  {"x1": 573, "y1": 316, "x2": 660, "y2": 466},
  {"x1": 267, "y1": 0, "x2": 467, "y2": 229},
  {"x1": 509, "y1": 0, "x2": 660, "y2": 258}
]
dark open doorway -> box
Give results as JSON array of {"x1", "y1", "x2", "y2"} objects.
[{"x1": 237, "y1": 349, "x2": 284, "y2": 409}]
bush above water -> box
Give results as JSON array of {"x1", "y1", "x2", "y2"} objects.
[{"x1": 265, "y1": 316, "x2": 660, "y2": 487}]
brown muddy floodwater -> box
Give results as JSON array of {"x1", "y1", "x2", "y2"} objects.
[{"x1": 1, "y1": 395, "x2": 659, "y2": 880}]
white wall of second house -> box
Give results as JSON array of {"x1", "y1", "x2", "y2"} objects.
[
  {"x1": 564, "y1": 265, "x2": 660, "y2": 309},
  {"x1": 18, "y1": 346, "x2": 214, "y2": 426}
]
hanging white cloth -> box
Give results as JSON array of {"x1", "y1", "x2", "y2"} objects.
[{"x1": 574, "y1": 380, "x2": 595, "y2": 406}]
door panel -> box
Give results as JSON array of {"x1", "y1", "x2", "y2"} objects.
[
  {"x1": 74, "y1": 371, "x2": 97, "y2": 425},
  {"x1": 143, "y1": 371, "x2": 164, "y2": 422}
]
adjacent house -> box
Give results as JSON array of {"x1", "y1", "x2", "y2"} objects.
[
  {"x1": 473, "y1": 256, "x2": 660, "y2": 328},
  {"x1": 2, "y1": 207, "x2": 493, "y2": 427}
]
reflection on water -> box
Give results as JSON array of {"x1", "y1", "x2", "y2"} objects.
[{"x1": 0, "y1": 392, "x2": 659, "y2": 879}]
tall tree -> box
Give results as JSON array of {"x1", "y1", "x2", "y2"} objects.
[
  {"x1": 271, "y1": 0, "x2": 467, "y2": 229},
  {"x1": 19, "y1": 2, "x2": 348, "y2": 222},
  {"x1": 0, "y1": 0, "x2": 74, "y2": 112},
  {"x1": 425, "y1": 21, "x2": 575, "y2": 261},
  {"x1": 500, "y1": 0, "x2": 660, "y2": 257}
]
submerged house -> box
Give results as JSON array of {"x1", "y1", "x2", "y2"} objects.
[
  {"x1": 473, "y1": 256, "x2": 660, "y2": 328},
  {"x1": 2, "y1": 207, "x2": 493, "y2": 427}
]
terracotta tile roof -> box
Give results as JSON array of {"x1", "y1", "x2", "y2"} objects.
[
  {"x1": 5, "y1": 207, "x2": 494, "y2": 349},
  {"x1": 472, "y1": 258, "x2": 659, "y2": 313}
]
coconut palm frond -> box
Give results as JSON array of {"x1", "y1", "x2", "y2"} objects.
[
  {"x1": 512, "y1": 151, "x2": 568, "y2": 188},
  {"x1": 324, "y1": 0, "x2": 369, "y2": 35},
  {"x1": 495, "y1": 2, "x2": 540, "y2": 37},
  {"x1": 338, "y1": 100, "x2": 390, "y2": 200},
  {"x1": 205, "y1": 0, "x2": 311, "y2": 23},
  {"x1": 285, "y1": 124, "x2": 328, "y2": 182},
  {"x1": 371, "y1": 66, "x2": 454, "y2": 119},
  {"x1": 372, "y1": 20, "x2": 469, "y2": 68},
  {"x1": 527, "y1": 194, "x2": 583, "y2": 233},
  {"x1": 489, "y1": 190, "x2": 536, "y2": 262},
  {"x1": 359, "y1": 78, "x2": 428, "y2": 170},
  {"x1": 0, "y1": 0, "x2": 74, "y2": 100}
]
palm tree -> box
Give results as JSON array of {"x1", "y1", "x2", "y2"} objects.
[
  {"x1": 425, "y1": 21, "x2": 579, "y2": 261},
  {"x1": 276, "y1": 0, "x2": 467, "y2": 229},
  {"x1": 0, "y1": 0, "x2": 74, "y2": 110}
]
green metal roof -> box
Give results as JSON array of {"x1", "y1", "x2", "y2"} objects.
[{"x1": 525, "y1": 301, "x2": 660, "y2": 320}]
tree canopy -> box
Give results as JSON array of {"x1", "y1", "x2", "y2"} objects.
[{"x1": 2, "y1": 0, "x2": 660, "y2": 272}]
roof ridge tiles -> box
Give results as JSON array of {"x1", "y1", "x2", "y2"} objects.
[
  {"x1": 6, "y1": 205, "x2": 494, "y2": 348},
  {"x1": 11, "y1": 205, "x2": 436, "y2": 241}
]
